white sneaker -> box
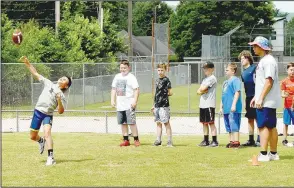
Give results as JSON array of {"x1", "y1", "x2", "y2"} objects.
[
  {"x1": 248, "y1": 153, "x2": 270, "y2": 162},
  {"x1": 39, "y1": 137, "x2": 46, "y2": 154},
  {"x1": 268, "y1": 152, "x2": 280, "y2": 161},
  {"x1": 45, "y1": 156, "x2": 56, "y2": 166}
]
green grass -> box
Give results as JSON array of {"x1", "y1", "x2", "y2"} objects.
[{"x1": 2, "y1": 133, "x2": 294, "y2": 186}]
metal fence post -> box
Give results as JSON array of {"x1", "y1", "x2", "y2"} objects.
[
  {"x1": 16, "y1": 110, "x2": 19, "y2": 132},
  {"x1": 105, "y1": 111, "x2": 108, "y2": 133},
  {"x1": 83, "y1": 64, "x2": 85, "y2": 112},
  {"x1": 188, "y1": 63, "x2": 191, "y2": 113},
  {"x1": 218, "y1": 112, "x2": 221, "y2": 135}
]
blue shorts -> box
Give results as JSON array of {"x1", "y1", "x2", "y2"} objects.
[
  {"x1": 30, "y1": 109, "x2": 53, "y2": 131},
  {"x1": 283, "y1": 108, "x2": 294, "y2": 125},
  {"x1": 256, "y1": 108, "x2": 276, "y2": 129},
  {"x1": 224, "y1": 113, "x2": 241, "y2": 133}
]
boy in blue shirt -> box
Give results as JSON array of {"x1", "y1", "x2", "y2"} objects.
[
  {"x1": 238, "y1": 50, "x2": 260, "y2": 147},
  {"x1": 220, "y1": 63, "x2": 242, "y2": 148}
]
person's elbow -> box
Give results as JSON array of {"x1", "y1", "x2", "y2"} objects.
[{"x1": 58, "y1": 107, "x2": 64, "y2": 114}]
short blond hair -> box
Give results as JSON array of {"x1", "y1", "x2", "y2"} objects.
[
  {"x1": 227, "y1": 62, "x2": 238, "y2": 74},
  {"x1": 157, "y1": 63, "x2": 167, "y2": 70}
]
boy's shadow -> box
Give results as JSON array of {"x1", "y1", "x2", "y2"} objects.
[
  {"x1": 42, "y1": 158, "x2": 95, "y2": 164},
  {"x1": 281, "y1": 155, "x2": 294, "y2": 160}
]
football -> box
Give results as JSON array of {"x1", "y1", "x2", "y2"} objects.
[{"x1": 12, "y1": 29, "x2": 23, "y2": 45}]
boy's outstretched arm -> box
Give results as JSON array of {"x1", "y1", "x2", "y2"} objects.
[{"x1": 19, "y1": 56, "x2": 41, "y2": 80}]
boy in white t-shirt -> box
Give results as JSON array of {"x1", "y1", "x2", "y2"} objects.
[
  {"x1": 249, "y1": 36, "x2": 281, "y2": 162},
  {"x1": 111, "y1": 60, "x2": 140, "y2": 147}
]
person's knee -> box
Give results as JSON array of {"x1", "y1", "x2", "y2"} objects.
[{"x1": 30, "y1": 133, "x2": 38, "y2": 141}]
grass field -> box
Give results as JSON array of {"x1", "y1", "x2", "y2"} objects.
[{"x1": 2, "y1": 133, "x2": 294, "y2": 187}]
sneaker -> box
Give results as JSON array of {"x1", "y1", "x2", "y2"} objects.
[
  {"x1": 166, "y1": 140, "x2": 173, "y2": 147},
  {"x1": 248, "y1": 153, "x2": 270, "y2": 162},
  {"x1": 287, "y1": 141, "x2": 294, "y2": 147},
  {"x1": 282, "y1": 139, "x2": 288, "y2": 146},
  {"x1": 45, "y1": 156, "x2": 56, "y2": 166},
  {"x1": 198, "y1": 140, "x2": 210, "y2": 147},
  {"x1": 120, "y1": 140, "x2": 130, "y2": 147},
  {"x1": 153, "y1": 140, "x2": 162, "y2": 146},
  {"x1": 226, "y1": 141, "x2": 233, "y2": 148},
  {"x1": 229, "y1": 141, "x2": 240, "y2": 148},
  {"x1": 134, "y1": 140, "x2": 140, "y2": 147},
  {"x1": 278, "y1": 133, "x2": 283, "y2": 136},
  {"x1": 241, "y1": 140, "x2": 255, "y2": 147},
  {"x1": 209, "y1": 141, "x2": 219, "y2": 147},
  {"x1": 128, "y1": 133, "x2": 133, "y2": 137},
  {"x1": 255, "y1": 141, "x2": 261, "y2": 147},
  {"x1": 39, "y1": 137, "x2": 46, "y2": 154},
  {"x1": 268, "y1": 152, "x2": 280, "y2": 161}
]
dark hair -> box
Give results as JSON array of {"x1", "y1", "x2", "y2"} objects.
[
  {"x1": 287, "y1": 62, "x2": 294, "y2": 70},
  {"x1": 238, "y1": 50, "x2": 254, "y2": 65},
  {"x1": 120, "y1": 59, "x2": 130, "y2": 66},
  {"x1": 61, "y1": 76, "x2": 72, "y2": 92}
]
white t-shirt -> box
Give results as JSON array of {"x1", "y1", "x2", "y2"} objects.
[
  {"x1": 199, "y1": 75, "x2": 217, "y2": 108},
  {"x1": 111, "y1": 73, "x2": 139, "y2": 111},
  {"x1": 254, "y1": 54, "x2": 281, "y2": 109},
  {"x1": 35, "y1": 75, "x2": 66, "y2": 115}
]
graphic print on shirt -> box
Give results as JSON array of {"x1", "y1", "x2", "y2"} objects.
[
  {"x1": 222, "y1": 81, "x2": 228, "y2": 93},
  {"x1": 116, "y1": 79, "x2": 127, "y2": 96},
  {"x1": 155, "y1": 77, "x2": 171, "y2": 107}
]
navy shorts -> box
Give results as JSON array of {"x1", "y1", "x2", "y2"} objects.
[
  {"x1": 224, "y1": 113, "x2": 241, "y2": 133},
  {"x1": 256, "y1": 107, "x2": 276, "y2": 129},
  {"x1": 30, "y1": 109, "x2": 53, "y2": 131},
  {"x1": 283, "y1": 108, "x2": 294, "y2": 125},
  {"x1": 245, "y1": 96, "x2": 256, "y2": 119}
]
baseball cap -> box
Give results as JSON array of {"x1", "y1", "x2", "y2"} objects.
[
  {"x1": 248, "y1": 36, "x2": 271, "y2": 51},
  {"x1": 202, "y1": 61, "x2": 214, "y2": 69}
]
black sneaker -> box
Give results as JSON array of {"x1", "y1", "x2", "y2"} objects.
[
  {"x1": 226, "y1": 141, "x2": 233, "y2": 148},
  {"x1": 282, "y1": 139, "x2": 288, "y2": 146},
  {"x1": 209, "y1": 141, "x2": 219, "y2": 147},
  {"x1": 241, "y1": 140, "x2": 255, "y2": 147},
  {"x1": 198, "y1": 140, "x2": 210, "y2": 147},
  {"x1": 153, "y1": 140, "x2": 162, "y2": 146}
]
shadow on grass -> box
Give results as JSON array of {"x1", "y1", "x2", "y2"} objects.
[
  {"x1": 281, "y1": 155, "x2": 294, "y2": 160},
  {"x1": 42, "y1": 158, "x2": 95, "y2": 164}
]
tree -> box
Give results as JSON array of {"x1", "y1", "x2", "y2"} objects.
[
  {"x1": 133, "y1": 1, "x2": 174, "y2": 36},
  {"x1": 170, "y1": 1, "x2": 275, "y2": 61}
]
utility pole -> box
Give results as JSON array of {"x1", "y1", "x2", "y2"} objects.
[
  {"x1": 98, "y1": 1, "x2": 103, "y2": 33},
  {"x1": 128, "y1": 0, "x2": 133, "y2": 61},
  {"x1": 55, "y1": 1, "x2": 60, "y2": 34}
]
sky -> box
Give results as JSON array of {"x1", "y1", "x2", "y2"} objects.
[{"x1": 164, "y1": 1, "x2": 294, "y2": 13}]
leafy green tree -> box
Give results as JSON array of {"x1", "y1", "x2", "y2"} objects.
[
  {"x1": 133, "y1": 1, "x2": 174, "y2": 36},
  {"x1": 170, "y1": 1, "x2": 275, "y2": 61}
]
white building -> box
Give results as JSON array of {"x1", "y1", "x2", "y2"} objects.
[{"x1": 271, "y1": 17, "x2": 286, "y2": 57}]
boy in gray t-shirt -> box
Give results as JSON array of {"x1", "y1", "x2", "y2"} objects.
[
  {"x1": 197, "y1": 61, "x2": 218, "y2": 147},
  {"x1": 20, "y1": 56, "x2": 71, "y2": 166}
]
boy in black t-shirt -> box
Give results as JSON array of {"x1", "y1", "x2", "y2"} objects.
[{"x1": 151, "y1": 63, "x2": 173, "y2": 147}]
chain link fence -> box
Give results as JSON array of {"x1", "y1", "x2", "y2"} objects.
[{"x1": 2, "y1": 60, "x2": 294, "y2": 135}]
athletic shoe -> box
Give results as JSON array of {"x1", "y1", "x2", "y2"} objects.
[
  {"x1": 209, "y1": 141, "x2": 219, "y2": 147},
  {"x1": 166, "y1": 140, "x2": 173, "y2": 147},
  {"x1": 282, "y1": 139, "x2": 288, "y2": 146},
  {"x1": 226, "y1": 141, "x2": 233, "y2": 148},
  {"x1": 134, "y1": 140, "x2": 140, "y2": 147},
  {"x1": 45, "y1": 156, "x2": 56, "y2": 166},
  {"x1": 128, "y1": 133, "x2": 133, "y2": 137},
  {"x1": 255, "y1": 141, "x2": 261, "y2": 147},
  {"x1": 229, "y1": 141, "x2": 240, "y2": 148},
  {"x1": 248, "y1": 153, "x2": 270, "y2": 162},
  {"x1": 198, "y1": 140, "x2": 210, "y2": 147},
  {"x1": 153, "y1": 140, "x2": 162, "y2": 146},
  {"x1": 268, "y1": 152, "x2": 280, "y2": 161},
  {"x1": 39, "y1": 137, "x2": 46, "y2": 154},
  {"x1": 120, "y1": 140, "x2": 130, "y2": 147},
  {"x1": 241, "y1": 140, "x2": 255, "y2": 147}
]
